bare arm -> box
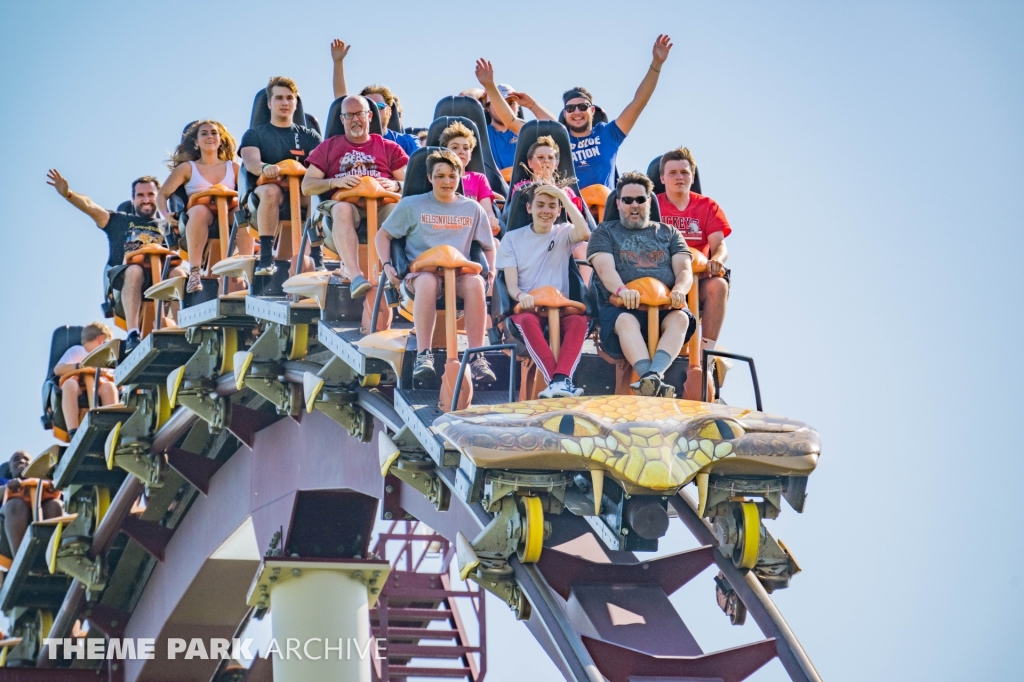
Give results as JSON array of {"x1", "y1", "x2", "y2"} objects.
[
  {"x1": 591, "y1": 252, "x2": 626, "y2": 297},
  {"x1": 53, "y1": 362, "x2": 78, "y2": 377},
  {"x1": 47, "y1": 169, "x2": 109, "y2": 228},
  {"x1": 706, "y1": 231, "x2": 728, "y2": 276},
  {"x1": 614, "y1": 34, "x2": 673, "y2": 135},
  {"x1": 504, "y1": 266, "x2": 535, "y2": 310},
  {"x1": 561, "y1": 193, "x2": 590, "y2": 243},
  {"x1": 240, "y1": 147, "x2": 266, "y2": 178},
  {"x1": 475, "y1": 59, "x2": 526, "y2": 134},
  {"x1": 670, "y1": 252, "x2": 694, "y2": 308},
  {"x1": 376, "y1": 229, "x2": 398, "y2": 285},
  {"x1": 157, "y1": 163, "x2": 191, "y2": 217},
  {"x1": 511, "y1": 91, "x2": 556, "y2": 122},
  {"x1": 301, "y1": 165, "x2": 336, "y2": 196},
  {"x1": 331, "y1": 39, "x2": 351, "y2": 100}
]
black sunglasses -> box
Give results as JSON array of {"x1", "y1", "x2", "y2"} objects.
[
  {"x1": 620, "y1": 196, "x2": 648, "y2": 205},
  {"x1": 563, "y1": 103, "x2": 591, "y2": 113}
]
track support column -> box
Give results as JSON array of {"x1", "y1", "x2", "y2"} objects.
[{"x1": 247, "y1": 558, "x2": 390, "y2": 682}]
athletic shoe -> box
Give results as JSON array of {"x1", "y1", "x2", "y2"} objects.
[
  {"x1": 254, "y1": 261, "x2": 277, "y2": 277},
  {"x1": 349, "y1": 274, "x2": 372, "y2": 299},
  {"x1": 186, "y1": 267, "x2": 202, "y2": 294},
  {"x1": 124, "y1": 330, "x2": 142, "y2": 355},
  {"x1": 309, "y1": 246, "x2": 325, "y2": 271},
  {"x1": 539, "y1": 378, "x2": 582, "y2": 399},
  {"x1": 412, "y1": 350, "x2": 435, "y2": 379},
  {"x1": 631, "y1": 372, "x2": 675, "y2": 398},
  {"x1": 471, "y1": 356, "x2": 496, "y2": 382}
]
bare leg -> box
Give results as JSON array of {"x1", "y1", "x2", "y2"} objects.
[
  {"x1": 98, "y1": 378, "x2": 118, "y2": 406},
  {"x1": 254, "y1": 184, "x2": 283, "y2": 239},
  {"x1": 61, "y1": 380, "x2": 83, "y2": 430},
  {"x1": 3, "y1": 499, "x2": 30, "y2": 556},
  {"x1": 232, "y1": 218, "x2": 254, "y2": 256},
  {"x1": 455, "y1": 275, "x2": 487, "y2": 349},
  {"x1": 698, "y1": 276, "x2": 729, "y2": 341},
  {"x1": 41, "y1": 499, "x2": 63, "y2": 520},
  {"x1": 410, "y1": 275, "x2": 440, "y2": 354},
  {"x1": 657, "y1": 310, "x2": 690, "y2": 358},
  {"x1": 613, "y1": 313, "x2": 649, "y2": 367},
  {"x1": 121, "y1": 264, "x2": 145, "y2": 330},
  {"x1": 185, "y1": 204, "x2": 214, "y2": 270},
  {"x1": 330, "y1": 203, "x2": 363, "y2": 280}
]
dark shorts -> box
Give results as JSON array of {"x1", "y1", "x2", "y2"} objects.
[
  {"x1": 105, "y1": 263, "x2": 154, "y2": 318},
  {"x1": 597, "y1": 303, "x2": 696, "y2": 359}
]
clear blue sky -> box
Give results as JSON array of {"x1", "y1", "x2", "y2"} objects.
[{"x1": 1, "y1": 1, "x2": 1022, "y2": 680}]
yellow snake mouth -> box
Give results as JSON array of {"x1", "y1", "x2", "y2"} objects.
[{"x1": 434, "y1": 396, "x2": 819, "y2": 492}]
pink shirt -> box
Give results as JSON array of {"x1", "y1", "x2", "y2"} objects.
[{"x1": 462, "y1": 172, "x2": 495, "y2": 203}]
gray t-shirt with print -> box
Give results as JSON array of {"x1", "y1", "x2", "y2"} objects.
[
  {"x1": 495, "y1": 222, "x2": 578, "y2": 294},
  {"x1": 382, "y1": 193, "x2": 494, "y2": 265},
  {"x1": 586, "y1": 219, "x2": 690, "y2": 303}
]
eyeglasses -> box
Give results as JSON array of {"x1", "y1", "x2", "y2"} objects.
[
  {"x1": 373, "y1": 102, "x2": 387, "y2": 110},
  {"x1": 341, "y1": 111, "x2": 370, "y2": 120},
  {"x1": 620, "y1": 196, "x2": 648, "y2": 205},
  {"x1": 563, "y1": 103, "x2": 591, "y2": 113}
]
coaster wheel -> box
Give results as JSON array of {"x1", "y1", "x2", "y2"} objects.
[
  {"x1": 733, "y1": 501, "x2": 761, "y2": 569},
  {"x1": 517, "y1": 496, "x2": 544, "y2": 563},
  {"x1": 288, "y1": 324, "x2": 309, "y2": 361},
  {"x1": 219, "y1": 327, "x2": 238, "y2": 374}
]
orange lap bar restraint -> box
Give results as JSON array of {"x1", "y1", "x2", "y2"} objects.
[
  {"x1": 186, "y1": 184, "x2": 239, "y2": 211},
  {"x1": 255, "y1": 158, "x2": 307, "y2": 187},
  {"x1": 409, "y1": 245, "x2": 482, "y2": 276},
  {"x1": 2, "y1": 478, "x2": 61, "y2": 509},
  {"x1": 513, "y1": 285, "x2": 586, "y2": 316},
  {"x1": 57, "y1": 367, "x2": 113, "y2": 389}
]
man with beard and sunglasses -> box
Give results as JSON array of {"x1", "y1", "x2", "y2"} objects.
[
  {"x1": 587, "y1": 171, "x2": 695, "y2": 398},
  {"x1": 46, "y1": 170, "x2": 170, "y2": 353},
  {"x1": 563, "y1": 34, "x2": 673, "y2": 190},
  {"x1": 303, "y1": 96, "x2": 409, "y2": 298}
]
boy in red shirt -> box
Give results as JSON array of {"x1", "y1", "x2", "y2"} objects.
[{"x1": 656, "y1": 147, "x2": 730, "y2": 355}]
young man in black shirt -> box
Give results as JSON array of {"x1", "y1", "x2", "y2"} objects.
[
  {"x1": 47, "y1": 170, "x2": 172, "y2": 352},
  {"x1": 239, "y1": 76, "x2": 322, "y2": 276}
]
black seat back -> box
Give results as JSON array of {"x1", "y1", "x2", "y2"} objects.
[
  {"x1": 387, "y1": 102, "x2": 403, "y2": 132},
  {"x1": 324, "y1": 96, "x2": 384, "y2": 140},
  {"x1": 41, "y1": 325, "x2": 83, "y2": 429},
  {"x1": 602, "y1": 186, "x2": 663, "y2": 224},
  {"x1": 433, "y1": 96, "x2": 507, "y2": 196},
  {"x1": 426, "y1": 116, "x2": 486, "y2": 176},
  {"x1": 646, "y1": 155, "x2": 701, "y2": 196}
]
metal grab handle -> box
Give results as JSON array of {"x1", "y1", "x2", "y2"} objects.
[
  {"x1": 451, "y1": 344, "x2": 518, "y2": 412},
  {"x1": 369, "y1": 271, "x2": 389, "y2": 332},
  {"x1": 701, "y1": 350, "x2": 762, "y2": 411}
]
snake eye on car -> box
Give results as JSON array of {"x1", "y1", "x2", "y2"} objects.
[
  {"x1": 698, "y1": 419, "x2": 745, "y2": 441},
  {"x1": 542, "y1": 414, "x2": 601, "y2": 437}
]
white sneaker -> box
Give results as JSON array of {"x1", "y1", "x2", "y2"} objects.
[{"x1": 539, "y1": 378, "x2": 581, "y2": 399}]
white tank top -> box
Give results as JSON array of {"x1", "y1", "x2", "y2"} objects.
[{"x1": 184, "y1": 160, "x2": 236, "y2": 196}]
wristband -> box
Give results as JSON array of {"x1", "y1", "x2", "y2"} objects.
[
  {"x1": 382, "y1": 261, "x2": 392, "y2": 268},
  {"x1": 615, "y1": 285, "x2": 628, "y2": 297}
]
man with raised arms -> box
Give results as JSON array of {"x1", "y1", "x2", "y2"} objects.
[
  {"x1": 562, "y1": 34, "x2": 673, "y2": 190},
  {"x1": 239, "y1": 76, "x2": 322, "y2": 276},
  {"x1": 303, "y1": 96, "x2": 409, "y2": 298},
  {"x1": 498, "y1": 184, "x2": 591, "y2": 398},
  {"x1": 375, "y1": 150, "x2": 496, "y2": 382},
  {"x1": 656, "y1": 147, "x2": 732, "y2": 357},
  {"x1": 330, "y1": 39, "x2": 421, "y2": 156},
  {"x1": 588, "y1": 171, "x2": 695, "y2": 398},
  {"x1": 46, "y1": 170, "x2": 168, "y2": 353},
  {"x1": 473, "y1": 59, "x2": 556, "y2": 172}
]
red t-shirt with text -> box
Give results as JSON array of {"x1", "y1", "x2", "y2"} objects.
[
  {"x1": 306, "y1": 134, "x2": 409, "y2": 181},
  {"x1": 656, "y1": 192, "x2": 732, "y2": 256}
]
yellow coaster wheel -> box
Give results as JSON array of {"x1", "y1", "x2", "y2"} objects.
[
  {"x1": 219, "y1": 327, "x2": 238, "y2": 374},
  {"x1": 288, "y1": 324, "x2": 309, "y2": 361},
  {"x1": 517, "y1": 496, "x2": 544, "y2": 563},
  {"x1": 733, "y1": 501, "x2": 761, "y2": 570}
]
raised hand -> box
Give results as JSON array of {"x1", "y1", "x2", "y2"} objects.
[
  {"x1": 511, "y1": 91, "x2": 536, "y2": 108},
  {"x1": 331, "y1": 39, "x2": 351, "y2": 63},
  {"x1": 47, "y1": 168, "x2": 69, "y2": 197},
  {"x1": 652, "y1": 34, "x2": 673, "y2": 67},
  {"x1": 475, "y1": 59, "x2": 495, "y2": 87}
]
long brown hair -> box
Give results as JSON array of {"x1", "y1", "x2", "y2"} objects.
[{"x1": 168, "y1": 120, "x2": 237, "y2": 169}]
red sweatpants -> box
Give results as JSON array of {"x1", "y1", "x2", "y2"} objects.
[{"x1": 509, "y1": 312, "x2": 589, "y2": 384}]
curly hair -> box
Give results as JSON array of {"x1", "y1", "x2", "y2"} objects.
[
  {"x1": 360, "y1": 84, "x2": 395, "y2": 107},
  {"x1": 439, "y1": 121, "x2": 477, "y2": 150},
  {"x1": 168, "y1": 120, "x2": 237, "y2": 169}
]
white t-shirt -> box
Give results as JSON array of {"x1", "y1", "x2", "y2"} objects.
[
  {"x1": 57, "y1": 345, "x2": 87, "y2": 366},
  {"x1": 496, "y1": 223, "x2": 577, "y2": 294}
]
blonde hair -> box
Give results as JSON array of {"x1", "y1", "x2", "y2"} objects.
[
  {"x1": 266, "y1": 76, "x2": 298, "y2": 98},
  {"x1": 169, "y1": 120, "x2": 237, "y2": 169},
  {"x1": 82, "y1": 322, "x2": 112, "y2": 344},
  {"x1": 439, "y1": 121, "x2": 477, "y2": 150},
  {"x1": 527, "y1": 135, "x2": 560, "y2": 161},
  {"x1": 360, "y1": 84, "x2": 395, "y2": 107}
]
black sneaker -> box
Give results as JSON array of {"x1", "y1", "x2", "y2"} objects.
[
  {"x1": 309, "y1": 246, "x2": 325, "y2": 271},
  {"x1": 630, "y1": 372, "x2": 675, "y2": 398},
  {"x1": 412, "y1": 350, "x2": 435, "y2": 379},
  {"x1": 471, "y1": 355, "x2": 496, "y2": 382},
  {"x1": 124, "y1": 330, "x2": 142, "y2": 354},
  {"x1": 254, "y1": 261, "x2": 277, "y2": 277}
]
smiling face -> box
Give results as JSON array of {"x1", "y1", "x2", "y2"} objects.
[
  {"x1": 527, "y1": 145, "x2": 559, "y2": 181},
  {"x1": 195, "y1": 123, "x2": 221, "y2": 155},
  {"x1": 617, "y1": 183, "x2": 650, "y2": 229},
  {"x1": 661, "y1": 159, "x2": 694, "y2": 195},
  {"x1": 9, "y1": 451, "x2": 30, "y2": 479},
  {"x1": 563, "y1": 98, "x2": 594, "y2": 135},
  {"x1": 428, "y1": 161, "x2": 461, "y2": 201},
  {"x1": 445, "y1": 136, "x2": 474, "y2": 170},
  {"x1": 526, "y1": 188, "x2": 561, "y2": 230},
  {"x1": 341, "y1": 96, "x2": 371, "y2": 142},
  {"x1": 268, "y1": 85, "x2": 296, "y2": 123},
  {"x1": 133, "y1": 182, "x2": 159, "y2": 219}
]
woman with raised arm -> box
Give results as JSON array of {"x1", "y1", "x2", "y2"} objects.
[
  {"x1": 473, "y1": 58, "x2": 556, "y2": 171},
  {"x1": 158, "y1": 120, "x2": 249, "y2": 293},
  {"x1": 439, "y1": 121, "x2": 501, "y2": 234}
]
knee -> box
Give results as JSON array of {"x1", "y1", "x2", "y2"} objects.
[
  {"x1": 124, "y1": 264, "x2": 143, "y2": 285},
  {"x1": 614, "y1": 314, "x2": 640, "y2": 335},
  {"x1": 701, "y1": 276, "x2": 728, "y2": 302},
  {"x1": 331, "y1": 204, "x2": 358, "y2": 229},
  {"x1": 41, "y1": 500, "x2": 63, "y2": 519},
  {"x1": 414, "y1": 276, "x2": 438, "y2": 296},
  {"x1": 187, "y1": 204, "x2": 213, "y2": 225},
  {"x1": 259, "y1": 185, "x2": 283, "y2": 205},
  {"x1": 4, "y1": 499, "x2": 28, "y2": 520},
  {"x1": 63, "y1": 381, "x2": 81, "y2": 397}
]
